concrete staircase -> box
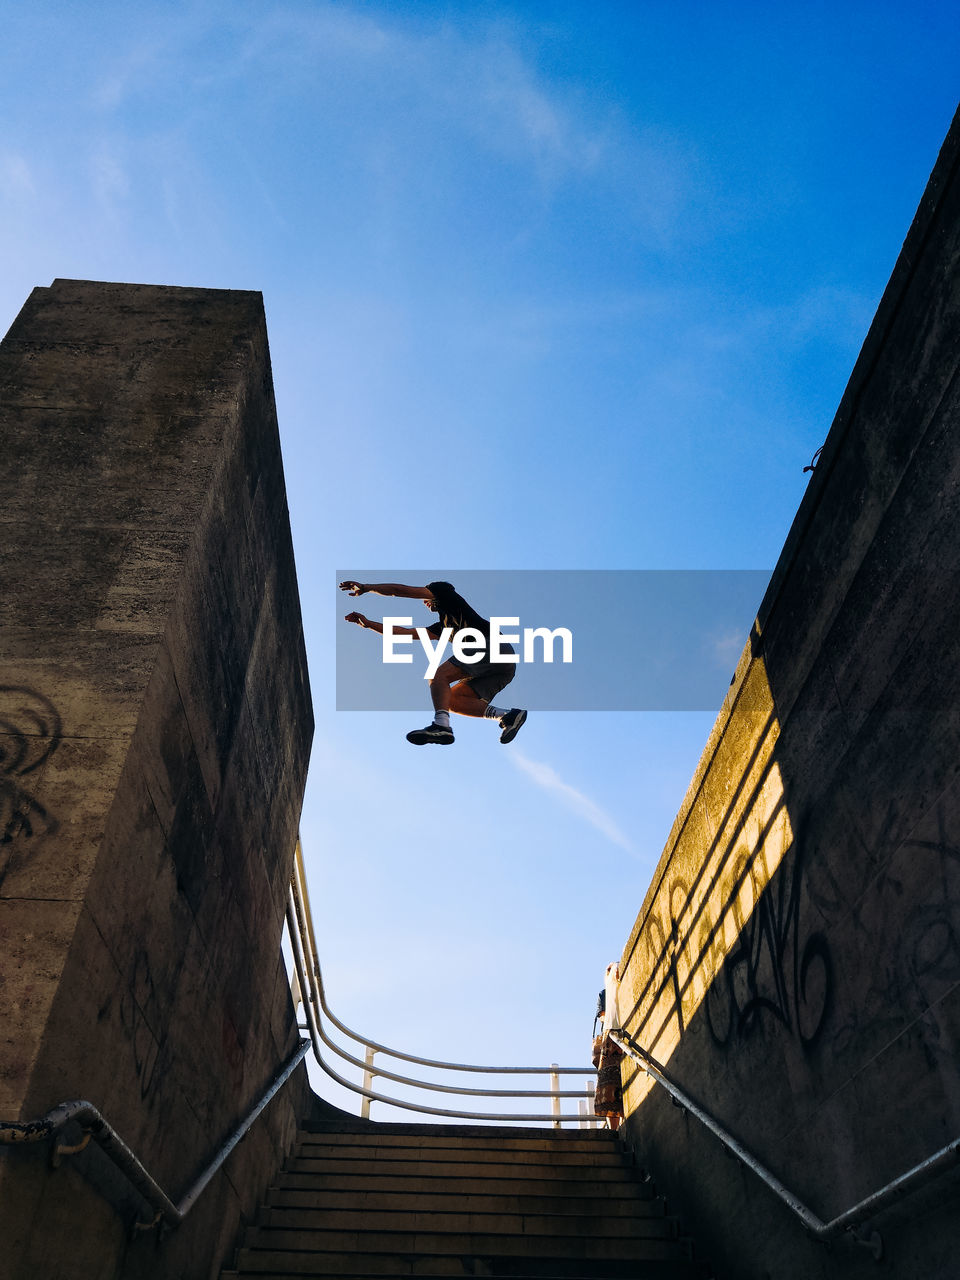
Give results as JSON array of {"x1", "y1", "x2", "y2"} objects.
[{"x1": 222, "y1": 1120, "x2": 712, "y2": 1278}]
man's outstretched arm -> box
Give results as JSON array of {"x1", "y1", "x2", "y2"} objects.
[
  {"x1": 343, "y1": 612, "x2": 420, "y2": 636},
  {"x1": 339, "y1": 581, "x2": 433, "y2": 601}
]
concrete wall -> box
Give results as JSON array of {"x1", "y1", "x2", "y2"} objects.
[
  {"x1": 618, "y1": 107, "x2": 960, "y2": 1279},
  {"x1": 0, "y1": 280, "x2": 317, "y2": 1279}
]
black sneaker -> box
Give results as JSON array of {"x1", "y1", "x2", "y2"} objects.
[
  {"x1": 499, "y1": 709, "x2": 527, "y2": 744},
  {"x1": 406, "y1": 722, "x2": 455, "y2": 746}
]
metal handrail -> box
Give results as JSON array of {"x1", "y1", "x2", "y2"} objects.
[
  {"x1": 306, "y1": 1000, "x2": 588, "y2": 1100},
  {"x1": 292, "y1": 843, "x2": 588, "y2": 1075},
  {"x1": 611, "y1": 1026, "x2": 960, "y2": 1259},
  {"x1": 286, "y1": 897, "x2": 596, "y2": 1123},
  {"x1": 0, "y1": 1041, "x2": 310, "y2": 1229},
  {"x1": 288, "y1": 841, "x2": 600, "y2": 1124}
]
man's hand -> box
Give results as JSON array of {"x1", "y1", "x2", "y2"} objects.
[
  {"x1": 344, "y1": 611, "x2": 370, "y2": 627},
  {"x1": 339, "y1": 580, "x2": 366, "y2": 596}
]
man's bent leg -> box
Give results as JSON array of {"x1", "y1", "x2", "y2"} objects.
[
  {"x1": 470, "y1": 663, "x2": 527, "y2": 743},
  {"x1": 449, "y1": 682, "x2": 488, "y2": 718},
  {"x1": 429, "y1": 658, "x2": 464, "y2": 713},
  {"x1": 406, "y1": 658, "x2": 463, "y2": 745}
]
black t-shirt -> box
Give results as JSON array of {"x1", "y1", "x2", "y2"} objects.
[{"x1": 426, "y1": 594, "x2": 514, "y2": 665}]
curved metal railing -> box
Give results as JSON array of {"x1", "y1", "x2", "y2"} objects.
[{"x1": 287, "y1": 840, "x2": 601, "y2": 1125}]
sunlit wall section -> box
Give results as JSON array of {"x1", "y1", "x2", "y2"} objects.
[{"x1": 620, "y1": 655, "x2": 793, "y2": 1108}]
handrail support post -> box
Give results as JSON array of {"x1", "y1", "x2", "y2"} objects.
[{"x1": 361, "y1": 1046, "x2": 376, "y2": 1121}]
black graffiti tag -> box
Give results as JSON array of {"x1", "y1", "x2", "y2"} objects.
[
  {"x1": 0, "y1": 686, "x2": 62, "y2": 885},
  {"x1": 705, "y1": 833, "x2": 833, "y2": 1051}
]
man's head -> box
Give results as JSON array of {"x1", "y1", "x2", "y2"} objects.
[{"x1": 426, "y1": 580, "x2": 457, "y2": 615}]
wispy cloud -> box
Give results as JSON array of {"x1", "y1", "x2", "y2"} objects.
[
  {"x1": 791, "y1": 284, "x2": 876, "y2": 348},
  {"x1": 240, "y1": 7, "x2": 607, "y2": 182},
  {"x1": 509, "y1": 750, "x2": 633, "y2": 852},
  {"x1": 0, "y1": 151, "x2": 36, "y2": 201},
  {"x1": 94, "y1": 38, "x2": 170, "y2": 110},
  {"x1": 706, "y1": 627, "x2": 748, "y2": 674},
  {"x1": 733, "y1": 285, "x2": 877, "y2": 357},
  {"x1": 90, "y1": 142, "x2": 130, "y2": 220},
  {"x1": 77, "y1": 5, "x2": 698, "y2": 248},
  {"x1": 442, "y1": 36, "x2": 605, "y2": 181}
]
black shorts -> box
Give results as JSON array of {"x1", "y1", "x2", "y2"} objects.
[{"x1": 450, "y1": 654, "x2": 516, "y2": 704}]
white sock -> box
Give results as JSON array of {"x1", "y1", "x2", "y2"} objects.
[
  {"x1": 433, "y1": 710, "x2": 451, "y2": 728},
  {"x1": 484, "y1": 704, "x2": 509, "y2": 721}
]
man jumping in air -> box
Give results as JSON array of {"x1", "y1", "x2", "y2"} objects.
[{"x1": 339, "y1": 579, "x2": 527, "y2": 747}]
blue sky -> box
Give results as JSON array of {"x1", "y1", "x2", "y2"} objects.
[{"x1": 2, "y1": 1, "x2": 957, "y2": 1119}]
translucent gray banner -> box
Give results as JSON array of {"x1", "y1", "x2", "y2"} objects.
[{"x1": 335, "y1": 570, "x2": 770, "y2": 712}]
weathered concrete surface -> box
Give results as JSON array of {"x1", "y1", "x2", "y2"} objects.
[
  {"x1": 618, "y1": 105, "x2": 960, "y2": 1280},
  {"x1": 0, "y1": 280, "x2": 318, "y2": 1279}
]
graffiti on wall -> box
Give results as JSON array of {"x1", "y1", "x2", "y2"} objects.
[
  {"x1": 704, "y1": 829, "x2": 833, "y2": 1050},
  {"x1": 806, "y1": 802, "x2": 960, "y2": 1069},
  {"x1": 0, "y1": 685, "x2": 62, "y2": 886},
  {"x1": 621, "y1": 695, "x2": 835, "y2": 1079},
  {"x1": 117, "y1": 948, "x2": 165, "y2": 1101},
  {"x1": 624, "y1": 767, "x2": 960, "y2": 1094}
]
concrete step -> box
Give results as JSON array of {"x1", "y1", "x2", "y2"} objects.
[
  {"x1": 221, "y1": 1121, "x2": 712, "y2": 1280},
  {"x1": 256, "y1": 1206, "x2": 674, "y2": 1237},
  {"x1": 265, "y1": 1187, "x2": 659, "y2": 1217},
  {"x1": 299, "y1": 1121, "x2": 613, "y2": 1143},
  {"x1": 238, "y1": 1228, "x2": 690, "y2": 1260},
  {"x1": 286, "y1": 1156, "x2": 636, "y2": 1181},
  {"x1": 230, "y1": 1238, "x2": 697, "y2": 1274},
  {"x1": 294, "y1": 1142, "x2": 627, "y2": 1168},
  {"x1": 223, "y1": 1265, "x2": 706, "y2": 1280},
  {"x1": 297, "y1": 1132, "x2": 617, "y2": 1155},
  {"x1": 276, "y1": 1171, "x2": 650, "y2": 1199}
]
